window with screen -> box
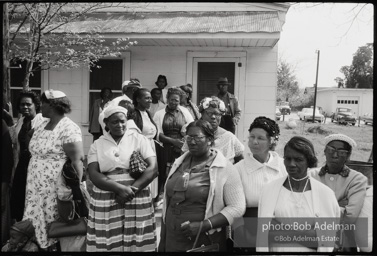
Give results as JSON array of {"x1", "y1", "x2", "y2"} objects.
[
  {"x1": 89, "y1": 59, "x2": 123, "y2": 113},
  {"x1": 10, "y1": 60, "x2": 42, "y2": 117}
]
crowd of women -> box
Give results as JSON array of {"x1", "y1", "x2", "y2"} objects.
[{"x1": 1, "y1": 74, "x2": 372, "y2": 252}]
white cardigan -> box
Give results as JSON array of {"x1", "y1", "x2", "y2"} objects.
[
  {"x1": 162, "y1": 149, "x2": 246, "y2": 234},
  {"x1": 256, "y1": 176, "x2": 340, "y2": 252}
]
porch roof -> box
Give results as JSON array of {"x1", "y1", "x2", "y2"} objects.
[
  {"x1": 52, "y1": 11, "x2": 283, "y2": 47},
  {"x1": 53, "y1": 11, "x2": 282, "y2": 34}
]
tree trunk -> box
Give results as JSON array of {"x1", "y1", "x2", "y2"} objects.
[
  {"x1": 3, "y1": 3, "x2": 10, "y2": 103},
  {"x1": 22, "y1": 17, "x2": 37, "y2": 91},
  {"x1": 22, "y1": 60, "x2": 33, "y2": 90}
]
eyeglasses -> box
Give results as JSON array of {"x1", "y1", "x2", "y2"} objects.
[
  {"x1": 325, "y1": 145, "x2": 349, "y2": 157},
  {"x1": 204, "y1": 110, "x2": 222, "y2": 117},
  {"x1": 185, "y1": 135, "x2": 206, "y2": 142}
]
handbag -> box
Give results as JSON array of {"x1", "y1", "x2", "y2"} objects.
[
  {"x1": 187, "y1": 221, "x2": 220, "y2": 252},
  {"x1": 129, "y1": 151, "x2": 147, "y2": 179},
  {"x1": 47, "y1": 217, "x2": 87, "y2": 238},
  {"x1": 59, "y1": 235, "x2": 86, "y2": 251}
]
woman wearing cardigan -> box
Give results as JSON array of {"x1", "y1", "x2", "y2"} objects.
[
  {"x1": 234, "y1": 116, "x2": 287, "y2": 252},
  {"x1": 257, "y1": 136, "x2": 340, "y2": 253},
  {"x1": 158, "y1": 120, "x2": 245, "y2": 252},
  {"x1": 309, "y1": 134, "x2": 367, "y2": 252}
]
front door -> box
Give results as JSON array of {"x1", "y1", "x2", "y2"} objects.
[{"x1": 197, "y1": 62, "x2": 235, "y2": 103}]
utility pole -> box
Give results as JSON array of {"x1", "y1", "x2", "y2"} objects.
[{"x1": 312, "y1": 50, "x2": 320, "y2": 123}]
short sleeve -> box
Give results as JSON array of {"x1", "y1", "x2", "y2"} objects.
[
  {"x1": 87, "y1": 141, "x2": 98, "y2": 165},
  {"x1": 61, "y1": 119, "x2": 82, "y2": 144},
  {"x1": 31, "y1": 113, "x2": 45, "y2": 129},
  {"x1": 137, "y1": 134, "x2": 156, "y2": 160},
  {"x1": 153, "y1": 109, "x2": 165, "y2": 136}
]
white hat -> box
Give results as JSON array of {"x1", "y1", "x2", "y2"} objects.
[
  {"x1": 122, "y1": 79, "x2": 142, "y2": 89},
  {"x1": 103, "y1": 106, "x2": 128, "y2": 121},
  {"x1": 45, "y1": 89, "x2": 66, "y2": 99},
  {"x1": 324, "y1": 134, "x2": 357, "y2": 149}
]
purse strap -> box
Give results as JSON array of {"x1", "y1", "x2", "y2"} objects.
[{"x1": 191, "y1": 221, "x2": 204, "y2": 250}]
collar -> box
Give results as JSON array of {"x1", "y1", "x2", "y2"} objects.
[
  {"x1": 172, "y1": 148, "x2": 227, "y2": 169},
  {"x1": 165, "y1": 105, "x2": 180, "y2": 113},
  {"x1": 245, "y1": 151, "x2": 282, "y2": 173},
  {"x1": 318, "y1": 164, "x2": 350, "y2": 177},
  {"x1": 103, "y1": 121, "x2": 141, "y2": 143}
]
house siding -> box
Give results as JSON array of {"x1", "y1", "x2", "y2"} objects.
[{"x1": 45, "y1": 45, "x2": 278, "y2": 153}]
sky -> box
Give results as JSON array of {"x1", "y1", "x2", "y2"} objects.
[{"x1": 278, "y1": 3, "x2": 374, "y2": 88}]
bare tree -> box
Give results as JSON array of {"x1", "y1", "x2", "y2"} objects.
[{"x1": 4, "y1": 2, "x2": 147, "y2": 97}]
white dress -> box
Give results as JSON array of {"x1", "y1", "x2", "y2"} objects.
[
  {"x1": 23, "y1": 117, "x2": 82, "y2": 248},
  {"x1": 140, "y1": 110, "x2": 158, "y2": 198}
]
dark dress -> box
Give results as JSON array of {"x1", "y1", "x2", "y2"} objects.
[
  {"x1": 157, "y1": 108, "x2": 187, "y2": 194},
  {"x1": 10, "y1": 118, "x2": 32, "y2": 221},
  {"x1": 164, "y1": 152, "x2": 226, "y2": 252}
]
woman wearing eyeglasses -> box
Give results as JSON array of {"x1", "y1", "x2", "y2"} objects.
[
  {"x1": 158, "y1": 120, "x2": 245, "y2": 252},
  {"x1": 181, "y1": 96, "x2": 244, "y2": 164},
  {"x1": 309, "y1": 134, "x2": 367, "y2": 252}
]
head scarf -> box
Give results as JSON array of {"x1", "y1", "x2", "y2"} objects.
[{"x1": 103, "y1": 106, "x2": 128, "y2": 122}]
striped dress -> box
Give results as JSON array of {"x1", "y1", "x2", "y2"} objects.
[{"x1": 86, "y1": 129, "x2": 157, "y2": 252}]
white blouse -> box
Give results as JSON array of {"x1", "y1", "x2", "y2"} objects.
[
  {"x1": 140, "y1": 110, "x2": 157, "y2": 140},
  {"x1": 235, "y1": 151, "x2": 287, "y2": 207},
  {"x1": 87, "y1": 128, "x2": 155, "y2": 173}
]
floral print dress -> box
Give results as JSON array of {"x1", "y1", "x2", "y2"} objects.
[{"x1": 23, "y1": 117, "x2": 82, "y2": 249}]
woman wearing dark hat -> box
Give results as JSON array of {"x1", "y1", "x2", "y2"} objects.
[
  {"x1": 257, "y1": 136, "x2": 340, "y2": 252},
  {"x1": 216, "y1": 77, "x2": 241, "y2": 134},
  {"x1": 234, "y1": 116, "x2": 287, "y2": 251},
  {"x1": 309, "y1": 133, "x2": 368, "y2": 252},
  {"x1": 22, "y1": 89, "x2": 84, "y2": 251}
]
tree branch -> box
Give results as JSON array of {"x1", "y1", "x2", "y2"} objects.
[{"x1": 9, "y1": 15, "x2": 28, "y2": 47}]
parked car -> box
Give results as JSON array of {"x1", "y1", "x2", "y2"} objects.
[
  {"x1": 279, "y1": 104, "x2": 291, "y2": 115},
  {"x1": 298, "y1": 108, "x2": 324, "y2": 122},
  {"x1": 360, "y1": 113, "x2": 373, "y2": 125},
  {"x1": 331, "y1": 107, "x2": 356, "y2": 125},
  {"x1": 275, "y1": 107, "x2": 282, "y2": 121}
]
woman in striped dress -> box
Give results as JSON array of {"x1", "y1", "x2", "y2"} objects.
[{"x1": 86, "y1": 106, "x2": 158, "y2": 252}]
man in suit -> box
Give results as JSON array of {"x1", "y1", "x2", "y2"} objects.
[{"x1": 216, "y1": 77, "x2": 241, "y2": 134}]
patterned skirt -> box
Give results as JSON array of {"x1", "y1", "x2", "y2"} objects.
[{"x1": 86, "y1": 170, "x2": 156, "y2": 252}]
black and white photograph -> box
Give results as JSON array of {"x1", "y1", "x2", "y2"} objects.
[{"x1": 2, "y1": 2, "x2": 373, "y2": 253}]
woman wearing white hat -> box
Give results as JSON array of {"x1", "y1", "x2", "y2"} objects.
[
  {"x1": 309, "y1": 133, "x2": 368, "y2": 252},
  {"x1": 22, "y1": 89, "x2": 84, "y2": 251},
  {"x1": 86, "y1": 105, "x2": 158, "y2": 252}
]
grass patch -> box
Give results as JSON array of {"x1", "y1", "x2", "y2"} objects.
[
  {"x1": 275, "y1": 121, "x2": 373, "y2": 166},
  {"x1": 306, "y1": 125, "x2": 331, "y2": 135}
]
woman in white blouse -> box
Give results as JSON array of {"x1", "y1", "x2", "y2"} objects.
[
  {"x1": 132, "y1": 88, "x2": 159, "y2": 203},
  {"x1": 234, "y1": 116, "x2": 287, "y2": 251},
  {"x1": 86, "y1": 106, "x2": 158, "y2": 251}
]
